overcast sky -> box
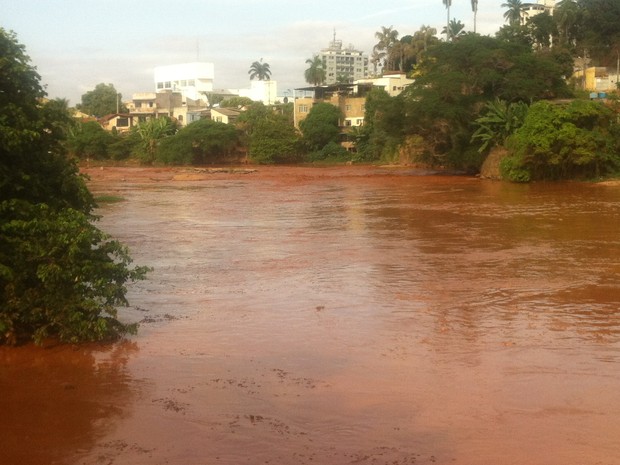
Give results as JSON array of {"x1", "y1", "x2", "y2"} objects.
[{"x1": 2, "y1": 0, "x2": 508, "y2": 105}]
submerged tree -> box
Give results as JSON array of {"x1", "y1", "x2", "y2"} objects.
[{"x1": 0, "y1": 28, "x2": 149, "y2": 345}]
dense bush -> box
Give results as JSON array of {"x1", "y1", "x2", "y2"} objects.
[
  {"x1": 0, "y1": 28, "x2": 148, "y2": 345},
  {"x1": 156, "y1": 119, "x2": 240, "y2": 165},
  {"x1": 299, "y1": 102, "x2": 342, "y2": 152},
  {"x1": 66, "y1": 121, "x2": 116, "y2": 159},
  {"x1": 502, "y1": 100, "x2": 620, "y2": 181}
]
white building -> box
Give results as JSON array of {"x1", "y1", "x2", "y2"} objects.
[
  {"x1": 355, "y1": 72, "x2": 414, "y2": 97},
  {"x1": 153, "y1": 62, "x2": 214, "y2": 104},
  {"x1": 521, "y1": 0, "x2": 555, "y2": 23},
  {"x1": 318, "y1": 34, "x2": 369, "y2": 85},
  {"x1": 238, "y1": 80, "x2": 278, "y2": 105}
]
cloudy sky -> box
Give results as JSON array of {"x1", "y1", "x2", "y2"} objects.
[{"x1": 2, "y1": 0, "x2": 508, "y2": 105}]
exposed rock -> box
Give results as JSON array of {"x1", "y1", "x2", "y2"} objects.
[{"x1": 480, "y1": 147, "x2": 507, "y2": 180}]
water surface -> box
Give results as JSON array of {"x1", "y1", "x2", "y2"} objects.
[{"x1": 2, "y1": 167, "x2": 619, "y2": 465}]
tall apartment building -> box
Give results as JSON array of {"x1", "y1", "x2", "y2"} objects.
[{"x1": 318, "y1": 34, "x2": 368, "y2": 85}]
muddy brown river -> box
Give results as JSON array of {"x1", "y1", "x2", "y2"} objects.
[{"x1": 2, "y1": 166, "x2": 620, "y2": 465}]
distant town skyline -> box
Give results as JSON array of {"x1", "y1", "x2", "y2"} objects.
[{"x1": 2, "y1": 0, "x2": 509, "y2": 105}]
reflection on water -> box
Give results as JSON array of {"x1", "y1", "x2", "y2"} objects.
[
  {"x1": 3, "y1": 168, "x2": 620, "y2": 465},
  {"x1": 0, "y1": 342, "x2": 139, "y2": 465}
]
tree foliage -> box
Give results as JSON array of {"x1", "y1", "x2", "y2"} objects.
[
  {"x1": 156, "y1": 119, "x2": 240, "y2": 165},
  {"x1": 502, "y1": 100, "x2": 620, "y2": 181},
  {"x1": 248, "y1": 59, "x2": 272, "y2": 81},
  {"x1": 354, "y1": 88, "x2": 404, "y2": 162},
  {"x1": 134, "y1": 117, "x2": 178, "y2": 164},
  {"x1": 299, "y1": 102, "x2": 342, "y2": 153},
  {"x1": 66, "y1": 121, "x2": 116, "y2": 159},
  {"x1": 471, "y1": 99, "x2": 529, "y2": 153},
  {"x1": 0, "y1": 28, "x2": 148, "y2": 345},
  {"x1": 402, "y1": 34, "x2": 571, "y2": 170},
  {"x1": 236, "y1": 102, "x2": 299, "y2": 164},
  {"x1": 304, "y1": 56, "x2": 326, "y2": 86},
  {"x1": 77, "y1": 83, "x2": 126, "y2": 118}
]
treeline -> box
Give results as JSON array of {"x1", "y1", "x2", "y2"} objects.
[{"x1": 69, "y1": 0, "x2": 620, "y2": 181}]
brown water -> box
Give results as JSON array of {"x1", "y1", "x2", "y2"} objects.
[{"x1": 2, "y1": 166, "x2": 620, "y2": 465}]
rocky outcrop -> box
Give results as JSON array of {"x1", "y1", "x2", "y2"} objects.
[{"x1": 479, "y1": 147, "x2": 507, "y2": 180}]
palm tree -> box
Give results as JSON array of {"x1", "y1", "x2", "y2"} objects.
[
  {"x1": 370, "y1": 49, "x2": 386, "y2": 76},
  {"x1": 471, "y1": 0, "x2": 479, "y2": 33},
  {"x1": 502, "y1": 0, "x2": 523, "y2": 26},
  {"x1": 374, "y1": 26, "x2": 399, "y2": 71},
  {"x1": 304, "y1": 55, "x2": 326, "y2": 86},
  {"x1": 415, "y1": 25, "x2": 437, "y2": 53},
  {"x1": 443, "y1": 0, "x2": 452, "y2": 41},
  {"x1": 442, "y1": 20, "x2": 466, "y2": 42},
  {"x1": 248, "y1": 59, "x2": 272, "y2": 81},
  {"x1": 554, "y1": 0, "x2": 579, "y2": 47}
]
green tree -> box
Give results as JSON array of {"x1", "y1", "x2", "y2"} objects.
[
  {"x1": 554, "y1": 0, "x2": 580, "y2": 49},
  {"x1": 66, "y1": 120, "x2": 115, "y2": 159},
  {"x1": 134, "y1": 117, "x2": 178, "y2": 164},
  {"x1": 471, "y1": 99, "x2": 529, "y2": 153},
  {"x1": 248, "y1": 59, "x2": 272, "y2": 81},
  {"x1": 402, "y1": 34, "x2": 570, "y2": 170},
  {"x1": 374, "y1": 26, "x2": 399, "y2": 70},
  {"x1": 502, "y1": 99, "x2": 620, "y2": 181},
  {"x1": 442, "y1": 19, "x2": 466, "y2": 42},
  {"x1": 236, "y1": 102, "x2": 299, "y2": 163},
  {"x1": 577, "y1": 0, "x2": 620, "y2": 66},
  {"x1": 304, "y1": 55, "x2": 326, "y2": 86},
  {"x1": 0, "y1": 28, "x2": 148, "y2": 345},
  {"x1": 156, "y1": 119, "x2": 240, "y2": 165},
  {"x1": 502, "y1": 0, "x2": 523, "y2": 26},
  {"x1": 220, "y1": 96, "x2": 254, "y2": 108},
  {"x1": 77, "y1": 83, "x2": 126, "y2": 118},
  {"x1": 355, "y1": 88, "x2": 405, "y2": 162},
  {"x1": 526, "y1": 11, "x2": 556, "y2": 50},
  {"x1": 299, "y1": 102, "x2": 342, "y2": 153}
]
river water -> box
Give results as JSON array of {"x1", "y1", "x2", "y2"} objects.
[{"x1": 2, "y1": 166, "x2": 620, "y2": 465}]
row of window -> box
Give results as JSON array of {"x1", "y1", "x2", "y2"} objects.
[{"x1": 156, "y1": 79, "x2": 197, "y2": 90}]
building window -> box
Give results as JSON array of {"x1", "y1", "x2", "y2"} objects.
[
  {"x1": 116, "y1": 118, "x2": 129, "y2": 127},
  {"x1": 299, "y1": 104, "x2": 309, "y2": 113},
  {"x1": 345, "y1": 120, "x2": 352, "y2": 126},
  {"x1": 356, "y1": 119, "x2": 364, "y2": 126},
  {"x1": 157, "y1": 82, "x2": 164, "y2": 89},
  {"x1": 188, "y1": 79, "x2": 195, "y2": 86},
  {"x1": 164, "y1": 81, "x2": 171, "y2": 88},
  {"x1": 345, "y1": 104, "x2": 352, "y2": 111}
]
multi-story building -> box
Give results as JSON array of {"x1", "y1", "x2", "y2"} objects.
[
  {"x1": 521, "y1": 0, "x2": 555, "y2": 23},
  {"x1": 125, "y1": 91, "x2": 207, "y2": 127},
  {"x1": 318, "y1": 34, "x2": 368, "y2": 85},
  {"x1": 153, "y1": 62, "x2": 214, "y2": 104}
]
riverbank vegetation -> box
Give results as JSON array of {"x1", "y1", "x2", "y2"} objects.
[
  {"x1": 0, "y1": 29, "x2": 149, "y2": 345},
  {"x1": 61, "y1": 0, "x2": 620, "y2": 181}
]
